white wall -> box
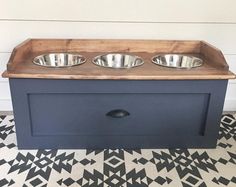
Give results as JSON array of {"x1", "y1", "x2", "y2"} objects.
[{"x1": 0, "y1": 0, "x2": 236, "y2": 111}]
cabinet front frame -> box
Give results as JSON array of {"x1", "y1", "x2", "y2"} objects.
[{"x1": 9, "y1": 79, "x2": 228, "y2": 149}]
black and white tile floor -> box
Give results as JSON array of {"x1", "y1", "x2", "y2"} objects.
[{"x1": 0, "y1": 114, "x2": 236, "y2": 187}]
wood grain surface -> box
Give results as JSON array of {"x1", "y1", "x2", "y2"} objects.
[{"x1": 2, "y1": 39, "x2": 235, "y2": 80}]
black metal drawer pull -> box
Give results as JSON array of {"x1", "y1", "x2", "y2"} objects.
[{"x1": 106, "y1": 109, "x2": 130, "y2": 118}]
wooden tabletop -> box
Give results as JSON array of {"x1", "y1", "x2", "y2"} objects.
[{"x1": 2, "y1": 39, "x2": 235, "y2": 80}]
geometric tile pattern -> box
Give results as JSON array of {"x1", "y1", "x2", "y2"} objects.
[{"x1": 0, "y1": 114, "x2": 236, "y2": 187}]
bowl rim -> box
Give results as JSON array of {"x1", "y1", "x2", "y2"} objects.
[
  {"x1": 32, "y1": 52, "x2": 86, "y2": 68},
  {"x1": 151, "y1": 54, "x2": 203, "y2": 69},
  {"x1": 92, "y1": 53, "x2": 145, "y2": 69}
]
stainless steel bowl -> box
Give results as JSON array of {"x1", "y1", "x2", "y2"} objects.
[
  {"x1": 33, "y1": 53, "x2": 86, "y2": 67},
  {"x1": 92, "y1": 54, "x2": 144, "y2": 69},
  {"x1": 152, "y1": 54, "x2": 203, "y2": 69}
]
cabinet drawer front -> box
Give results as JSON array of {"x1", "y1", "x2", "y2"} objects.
[{"x1": 29, "y1": 93, "x2": 209, "y2": 136}]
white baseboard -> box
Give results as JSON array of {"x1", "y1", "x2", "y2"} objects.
[
  {"x1": 0, "y1": 98, "x2": 12, "y2": 111},
  {"x1": 223, "y1": 98, "x2": 236, "y2": 111},
  {"x1": 0, "y1": 98, "x2": 235, "y2": 112}
]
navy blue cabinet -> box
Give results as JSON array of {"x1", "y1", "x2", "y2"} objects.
[{"x1": 10, "y1": 79, "x2": 227, "y2": 149}]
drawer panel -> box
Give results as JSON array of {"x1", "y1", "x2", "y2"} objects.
[
  {"x1": 28, "y1": 93, "x2": 209, "y2": 136},
  {"x1": 10, "y1": 79, "x2": 228, "y2": 148}
]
